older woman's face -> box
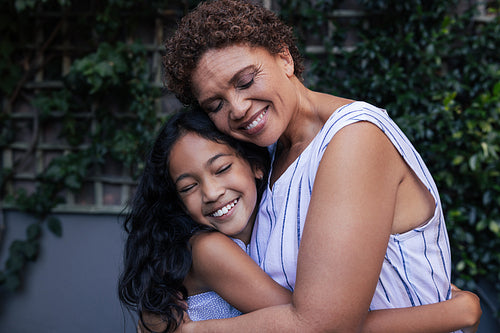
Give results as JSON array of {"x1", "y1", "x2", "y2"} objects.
[{"x1": 191, "y1": 44, "x2": 297, "y2": 147}]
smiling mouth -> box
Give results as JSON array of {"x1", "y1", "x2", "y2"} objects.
[
  {"x1": 244, "y1": 108, "x2": 267, "y2": 130},
  {"x1": 210, "y1": 199, "x2": 238, "y2": 217}
]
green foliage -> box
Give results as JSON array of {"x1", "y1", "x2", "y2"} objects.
[
  {"x1": 14, "y1": 0, "x2": 70, "y2": 11},
  {"x1": 278, "y1": 0, "x2": 500, "y2": 308},
  {"x1": 0, "y1": 0, "x2": 165, "y2": 291},
  {"x1": 1, "y1": 0, "x2": 498, "y2": 314}
]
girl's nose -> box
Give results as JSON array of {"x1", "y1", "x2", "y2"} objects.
[{"x1": 201, "y1": 178, "x2": 225, "y2": 203}]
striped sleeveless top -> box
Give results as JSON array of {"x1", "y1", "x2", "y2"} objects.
[{"x1": 248, "y1": 101, "x2": 453, "y2": 309}]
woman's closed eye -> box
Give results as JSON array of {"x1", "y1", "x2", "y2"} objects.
[
  {"x1": 237, "y1": 74, "x2": 254, "y2": 89},
  {"x1": 206, "y1": 72, "x2": 257, "y2": 113},
  {"x1": 207, "y1": 100, "x2": 224, "y2": 113}
]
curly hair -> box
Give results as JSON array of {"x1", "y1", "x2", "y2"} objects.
[
  {"x1": 164, "y1": 0, "x2": 304, "y2": 106},
  {"x1": 118, "y1": 107, "x2": 270, "y2": 332}
]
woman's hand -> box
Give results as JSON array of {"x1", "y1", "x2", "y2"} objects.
[
  {"x1": 451, "y1": 284, "x2": 481, "y2": 333},
  {"x1": 137, "y1": 309, "x2": 192, "y2": 333},
  {"x1": 172, "y1": 312, "x2": 193, "y2": 333}
]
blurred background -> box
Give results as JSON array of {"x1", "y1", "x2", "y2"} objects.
[{"x1": 0, "y1": 0, "x2": 498, "y2": 332}]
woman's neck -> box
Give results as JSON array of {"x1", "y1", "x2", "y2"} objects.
[{"x1": 271, "y1": 90, "x2": 353, "y2": 186}]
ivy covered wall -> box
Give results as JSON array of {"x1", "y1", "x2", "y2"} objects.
[
  {"x1": 277, "y1": 0, "x2": 500, "y2": 317},
  {"x1": 1, "y1": 0, "x2": 499, "y2": 325}
]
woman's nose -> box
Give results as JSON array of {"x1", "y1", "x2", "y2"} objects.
[{"x1": 228, "y1": 93, "x2": 250, "y2": 120}]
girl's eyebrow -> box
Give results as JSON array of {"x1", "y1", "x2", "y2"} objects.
[
  {"x1": 206, "y1": 153, "x2": 232, "y2": 167},
  {"x1": 173, "y1": 153, "x2": 232, "y2": 185}
]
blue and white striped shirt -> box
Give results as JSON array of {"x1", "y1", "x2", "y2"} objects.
[{"x1": 248, "y1": 101, "x2": 452, "y2": 310}]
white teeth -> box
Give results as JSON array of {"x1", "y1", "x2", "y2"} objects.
[
  {"x1": 211, "y1": 199, "x2": 238, "y2": 217},
  {"x1": 245, "y1": 109, "x2": 266, "y2": 130}
]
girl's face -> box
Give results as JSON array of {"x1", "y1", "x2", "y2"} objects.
[
  {"x1": 191, "y1": 44, "x2": 297, "y2": 147},
  {"x1": 168, "y1": 132, "x2": 263, "y2": 243}
]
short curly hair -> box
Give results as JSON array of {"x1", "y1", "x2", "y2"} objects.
[{"x1": 163, "y1": 0, "x2": 304, "y2": 106}]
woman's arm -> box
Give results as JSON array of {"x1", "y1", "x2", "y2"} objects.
[
  {"x1": 181, "y1": 291, "x2": 480, "y2": 333},
  {"x1": 364, "y1": 286, "x2": 481, "y2": 333},
  {"x1": 182, "y1": 122, "x2": 480, "y2": 332},
  {"x1": 175, "y1": 231, "x2": 481, "y2": 333}
]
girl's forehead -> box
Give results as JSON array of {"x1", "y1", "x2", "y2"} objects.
[
  {"x1": 168, "y1": 132, "x2": 243, "y2": 181},
  {"x1": 172, "y1": 132, "x2": 236, "y2": 160}
]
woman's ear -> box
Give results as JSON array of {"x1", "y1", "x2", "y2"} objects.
[{"x1": 278, "y1": 46, "x2": 294, "y2": 77}]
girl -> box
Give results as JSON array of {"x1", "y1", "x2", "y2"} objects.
[
  {"x1": 118, "y1": 108, "x2": 290, "y2": 331},
  {"x1": 119, "y1": 108, "x2": 479, "y2": 333}
]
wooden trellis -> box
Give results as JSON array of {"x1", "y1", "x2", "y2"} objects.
[
  {"x1": 1, "y1": 2, "x2": 184, "y2": 214},
  {"x1": 1, "y1": 0, "x2": 494, "y2": 214}
]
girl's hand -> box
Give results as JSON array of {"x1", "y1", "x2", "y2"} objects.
[{"x1": 451, "y1": 284, "x2": 481, "y2": 333}]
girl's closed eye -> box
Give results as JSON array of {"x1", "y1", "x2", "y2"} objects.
[
  {"x1": 178, "y1": 182, "x2": 197, "y2": 194},
  {"x1": 216, "y1": 163, "x2": 232, "y2": 175}
]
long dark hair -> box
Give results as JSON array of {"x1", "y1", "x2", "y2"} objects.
[{"x1": 118, "y1": 107, "x2": 269, "y2": 332}]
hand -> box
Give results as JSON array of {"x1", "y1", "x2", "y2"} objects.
[
  {"x1": 172, "y1": 311, "x2": 193, "y2": 333},
  {"x1": 451, "y1": 284, "x2": 481, "y2": 333},
  {"x1": 138, "y1": 297, "x2": 190, "y2": 333},
  {"x1": 137, "y1": 311, "x2": 192, "y2": 333},
  {"x1": 137, "y1": 314, "x2": 166, "y2": 333}
]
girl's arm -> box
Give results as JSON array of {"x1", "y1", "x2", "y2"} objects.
[
  {"x1": 138, "y1": 231, "x2": 292, "y2": 333},
  {"x1": 182, "y1": 122, "x2": 481, "y2": 332},
  {"x1": 189, "y1": 231, "x2": 291, "y2": 312}
]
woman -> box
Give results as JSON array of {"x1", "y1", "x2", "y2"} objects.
[{"x1": 163, "y1": 0, "x2": 481, "y2": 331}]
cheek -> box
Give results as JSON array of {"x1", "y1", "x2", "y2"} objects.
[
  {"x1": 208, "y1": 113, "x2": 229, "y2": 131},
  {"x1": 180, "y1": 196, "x2": 200, "y2": 217},
  {"x1": 240, "y1": 173, "x2": 259, "y2": 202}
]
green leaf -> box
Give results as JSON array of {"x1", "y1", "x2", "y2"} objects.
[
  {"x1": 6, "y1": 253, "x2": 25, "y2": 272},
  {"x1": 468, "y1": 154, "x2": 478, "y2": 171},
  {"x1": 489, "y1": 220, "x2": 500, "y2": 235},
  {"x1": 26, "y1": 223, "x2": 41, "y2": 241},
  {"x1": 451, "y1": 155, "x2": 464, "y2": 166},
  {"x1": 64, "y1": 174, "x2": 81, "y2": 190},
  {"x1": 5, "y1": 273, "x2": 21, "y2": 291},
  {"x1": 23, "y1": 241, "x2": 39, "y2": 261},
  {"x1": 47, "y1": 217, "x2": 63, "y2": 237},
  {"x1": 476, "y1": 220, "x2": 487, "y2": 232}
]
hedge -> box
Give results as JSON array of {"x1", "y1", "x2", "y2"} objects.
[
  {"x1": 1, "y1": 0, "x2": 499, "y2": 317},
  {"x1": 279, "y1": 0, "x2": 499, "y2": 313}
]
